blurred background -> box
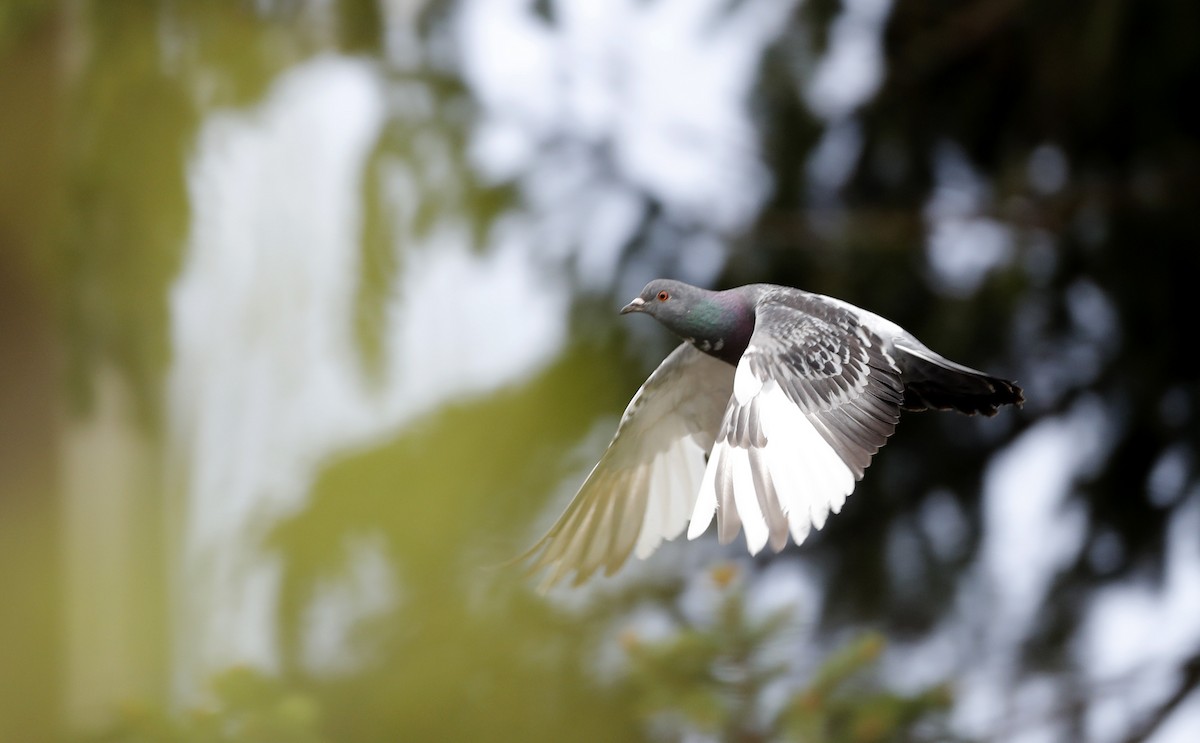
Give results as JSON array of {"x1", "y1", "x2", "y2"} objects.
[{"x1": 2, "y1": 0, "x2": 1198, "y2": 741}]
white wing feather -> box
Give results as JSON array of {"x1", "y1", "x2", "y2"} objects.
[
  {"x1": 687, "y1": 296, "x2": 903, "y2": 555},
  {"x1": 523, "y1": 343, "x2": 734, "y2": 587}
]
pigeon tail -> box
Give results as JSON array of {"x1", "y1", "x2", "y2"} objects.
[{"x1": 896, "y1": 348, "x2": 1023, "y2": 417}]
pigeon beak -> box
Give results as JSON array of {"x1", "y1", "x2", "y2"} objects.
[{"x1": 620, "y1": 297, "x2": 646, "y2": 314}]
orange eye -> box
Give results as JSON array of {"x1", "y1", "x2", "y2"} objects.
[{"x1": 657, "y1": 290, "x2": 669, "y2": 301}]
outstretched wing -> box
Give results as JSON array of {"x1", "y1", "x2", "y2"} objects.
[
  {"x1": 687, "y1": 294, "x2": 905, "y2": 554},
  {"x1": 524, "y1": 343, "x2": 735, "y2": 588}
]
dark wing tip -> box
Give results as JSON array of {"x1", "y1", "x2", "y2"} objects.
[
  {"x1": 974, "y1": 376, "x2": 1024, "y2": 417},
  {"x1": 900, "y1": 361, "x2": 1025, "y2": 417}
]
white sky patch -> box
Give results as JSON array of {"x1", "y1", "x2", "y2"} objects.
[
  {"x1": 1153, "y1": 694, "x2": 1200, "y2": 743},
  {"x1": 926, "y1": 217, "x2": 1015, "y2": 296},
  {"x1": 385, "y1": 223, "x2": 568, "y2": 408},
  {"x1": 576, "y1": 184, "x2": 646, "y2": 287},
  {"x1": 806, "y1": 118, "x2": 864, "y2": 198},
  {"x1": 951, "y1": 397, "x2": 1112, "y2": 738},
  {"x1": 924, "y1": 142, "x2": 1016, "y2": 296},
  {"x1": 457, "y1": 0, "x2": 795, "y2": 289},
  {"x1": 170, "y1": 57, "x2": 388, "y2": 691},
  {"x1": 801, "y1": 0, "x2": 892, "y2": 203},
  {"x1": 1079, "y1": 493, "x2": 1200, "y2": 743},
  {"x1": 745, "y1": 559, "x2": 824, "y2": 633},
  {"x1": 170, "y1": 55, "x2": 569, "y2": 693},
  {"x1": 1066, "y1": 278, "x2": 1121, "y2": 351},
  {"x1": 918, "y1": 488, "x2": 970, "y2": 562},
  {"x1": 804, "y1": 0, "x2": 892, "y2": 121},
  {"x1": 302, "y1": 535, "x2": 398, "y2": 673},
  {"x1": 1148, "y1": 445, "x2": 1191, "y2": 509},
  {"x1": 378, "y1": 0, "x2": 426, "y2": 69},
  {"x1": 982, "y1": 399, "x2": 1102, "y2": 640},
  {"x1": 675, "y1": 232, "x2": 729, "y2": 288}
]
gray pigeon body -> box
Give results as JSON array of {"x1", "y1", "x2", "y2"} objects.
[{"x1": 524, "y1": 280, "x2": 1023, "y2": 588}]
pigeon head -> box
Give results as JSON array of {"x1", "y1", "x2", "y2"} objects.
[
  {"x1": 620, "y1": 279, "x2": 704, "y2": 321},
  {"x1": 621, "y1": 279, "x2": 754, "y2": 364}
]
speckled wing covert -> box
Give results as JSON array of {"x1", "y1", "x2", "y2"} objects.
[
  {"x1": 686, "y1": 291, "x2": 906, "y2": 555},
  {"x1": 522, "y1": 343, "x2": 735, "y2": 588}
]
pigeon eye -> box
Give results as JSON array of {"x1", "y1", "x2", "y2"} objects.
[{"x1": 657, "y1": 290, "x2": 670, "y2": 301}]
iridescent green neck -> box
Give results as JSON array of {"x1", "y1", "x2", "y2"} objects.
[{"x1": 674, "y1": 292, "x2": 755, "y2": 365}]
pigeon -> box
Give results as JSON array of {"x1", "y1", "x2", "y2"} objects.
[{"x1": 523, "y1": 279, "x2": 1023, "y2": 588}]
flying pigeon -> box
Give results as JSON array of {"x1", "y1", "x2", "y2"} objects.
[{"x1": 523, "y1": 280, "x2": 1023, "y2": 588}]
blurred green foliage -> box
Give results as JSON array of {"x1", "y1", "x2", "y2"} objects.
[
  {"x1": 621, "y1": 566, "x2": 953, "y2": 742},
  {"x1": 80, "y1": 567, "x2": 951, "y2": 743},
  {"x1": 0, "y1": 0, "x2": 45, "y2": 54},
  {"x1": 81, "y1": 668, "x2": 327, "y2": 743}
]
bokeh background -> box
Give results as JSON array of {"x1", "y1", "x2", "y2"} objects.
[{"x1": 2, "y1": 1, "x2": 1198, "y2": 741}]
